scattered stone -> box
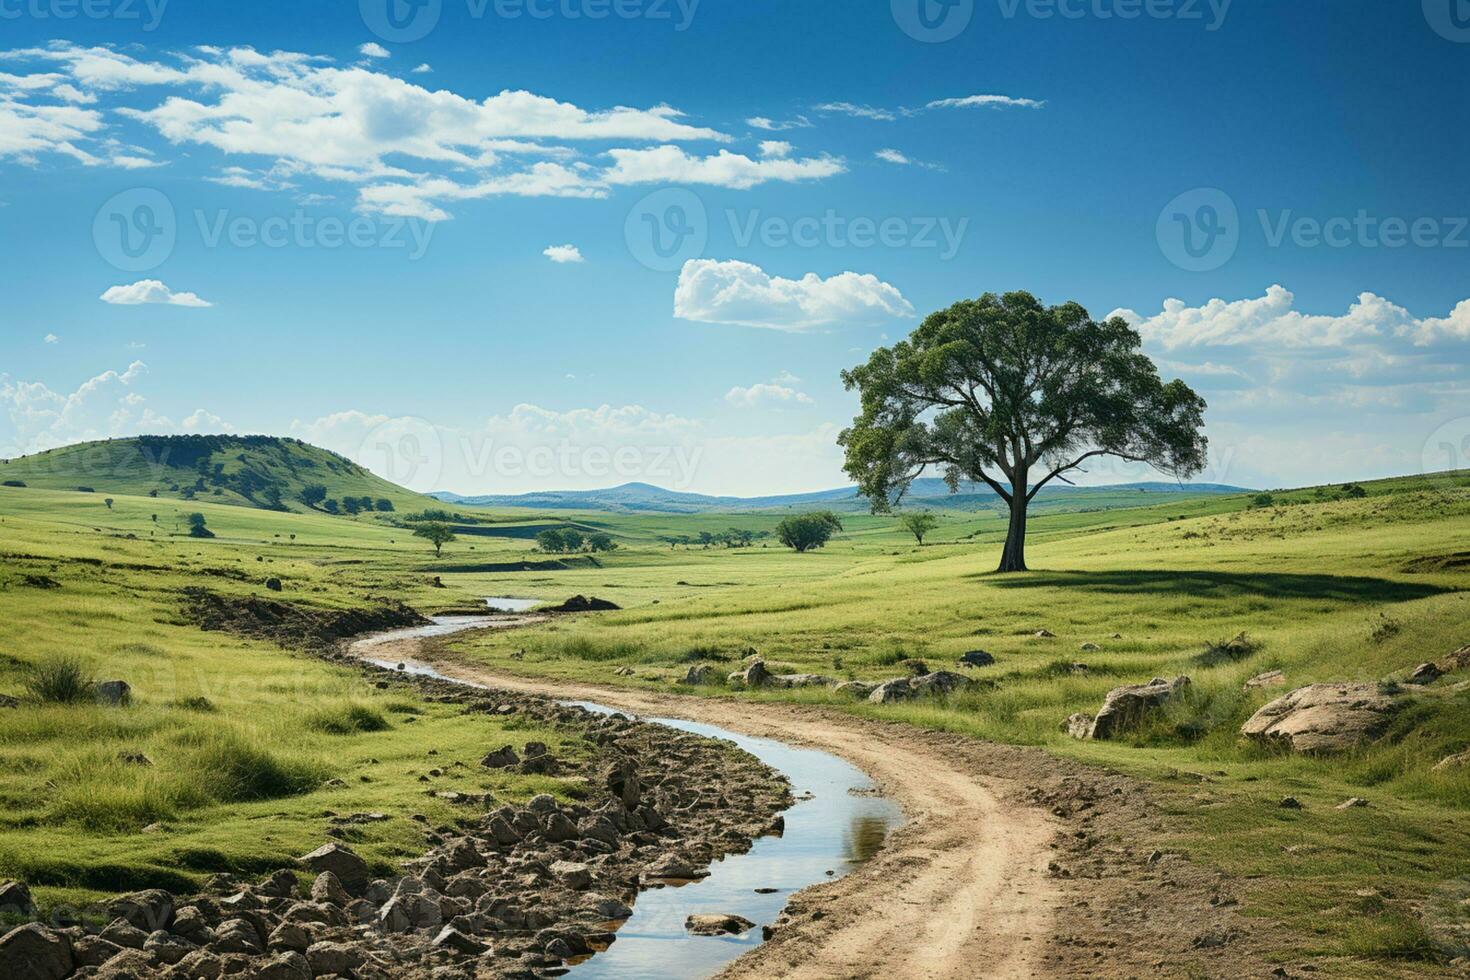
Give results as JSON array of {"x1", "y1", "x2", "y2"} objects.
[
  {"x1": 551, "y1": 861, "x2": 592, "y2": 891},
  {"x1": 305, "y1": 941, "x2": 363, "y2": 977},
  {"x1": 1406, "y1": 662, "x2": 1443, "y2": 686},
  {"x1": 1240, "y1": 683, "x2": 1404, "y2": 753},
  {"x1": 1077, "y1": 677, "x2": 1191, "y2": 740},
  {"x1": 682, "y1": 664, "x2": 718, "y2": 685},
  {"x1": 480, "y1": 745, "x2": 520, "y2": 769},
  {"x1": 1243, "y1": 670, "x2": 1287, "y2": 690},
  {"x1": 1336, "y1": 797, "x2": 1369, "y2": 810},
  {"x1": 0, "y1": 923, "x2": 73, "y2": 980},
  {"x1": 1434, "y1": 750, "x2": 1470, "y2": 772},
  {"x1": 775, "y1": 673, "x2": 837, "y2": 688},
  {"x1": 1279, "y1": 797, "x2": 1303, "y2": 810},
  {"x1": 867, "y1": 678, "x2": 917, "y2": 704},
  {"x1": 1065, "y1": 713, "x2": 1095, "y2": 740},
  {"x1": 685, "y1": 913, "x2": 756, "y2": 936},
  {"x1": 548, "y1": 595, "x2": 621, "y2": 613},
  {"x1": 432, "y1": 926, "x2": 486, "y2": 955},
  {"x1": 0, "y1": 881, "x2": 37, "y2": 918},
  {"x1": 298, "y1": 843, "x2": 369, "y2": 896},
  {"x1": 264, "y1": 578, "x2": 283, "y2": 592},
  {"x1": 612, "y1": 666, "x2": 635, "y2": 677},
  {"x1": 644, "y1": 853, "x2": 709, "y2": 880},
  {"x1": 96, "y1": 680, "x2": 132, "y2": 706},
  {"x1": 309, "y1": 870, "x2": 350, "y2": 907},
  {"x1": 910, "y1": 671, "x2": 970, "y2": 697},
  {"x1": 107, "y1": 889, "x2": 175, "y2": 932},
  {"x1": 1439, "y1": 645, "x2": 1470, "y2": 674},
  {"x1": 958, "y1": 650, "x2": 995, "y2": 668},
  {"x1": 1080, "y1": 642, "x2": 1100, "y2": 652},
  {"x1": 728, "y1": 660, "x2": 773, "y2": 689},
  {"x1": 1034, "y1": 629, "x2": 1056, "y2": 638},
  {"x1": 0, "y1": 694, "x2": 17, "y2": 709},
  {"x1": 251, "y1": 951, "x2": 310, "y2": 980}
]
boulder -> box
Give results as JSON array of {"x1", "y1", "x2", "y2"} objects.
[
  {"x1": 833, "y1": 681, "x2": 875, "y2": 699},
  {"x1": 551, "y1": 861, "x2": 592, "y2": 891},
  {"x1": 644, "y1": 853, "x2": 709, "y2": 881},
  {"x1": 93, "y1": 948, "x2": 158, "y2": 979},
  {"x1": 142, "y1": 931, "x2": 196, "y2": 964},
  {"x1": 1433, "y1": 750, "x2": 1470, "y2": 772},
  {"x1": 1065, "y1": 713, "x2": 1094, "y2": 740},
  {"x1": 96, "y1": 680, "x2": 132, "y2": 706},
  {"x1": 775, "y1": 673, "x2": 836, "y2": 689},
  {"x1": 728, "y1": 660, "x2": 773, "y2": 689},
  {"x1": 1406, "y1": 663, "x2": 1443, "y2": 686},
  {"x1": 266, "y1": 922, "x2": 310, "y2": 954},
  {"x1": 432, "y1": 925, "x2": 486, "y2": 954},
  {"x1": 910, "y1": 671, "x2": 970, "y2": 697},
  {"x1": 1439, "y1": 645, "x2": 1470, "y2": 673},
  {"x1": 480, "y1": 745, "x2": 520, "y2": 769},
  {"x1": 685, "y1": 913, "x2": 755, "y2": 936},
  {"x1": 298, "y1": 843, "x2": 368, "y2": 896},
  {"x1": 0, "y1": 923, "x2": 73, "y2": 980},
  {"x1": 107, "y1": 889, "x2": 174, "y2": 932},
  {"x1": 549, "y1": 595, "x2": 621, "y2": 613},
  {"x1": 867, "y1": 678, "x2": 916, "y2": 704},
  {"x1": 1085, "y1": 676, "x2": 1191, "y2": 740},
  {"x1": 1240, "y1": 683, "x2": 1403, "y2": 753},
  {"x1": 251, "y1": 951, "x2": 310, "y2": 980},
  {"x1": 682, "y1": 664, "x2": 718, "y2": 685},
  {"x1": 958, "y1": 650, "x2": 995, "y2": 668},
  {"x1": 173, "y1": 950, "x2": 224, "y2": 980},
  {"x1": 305, "y1": 941, "x2": 364, "y2": 977},
  {"x1": 0, "y1": 880, "x2": 36, "y2": 918},
  {"x1": 264, "y1": 578, "x2": 282, "y2": 592},
  {"x1": 1243, "y1": 670, "x2": 1286, "y2": 690},
  {"x1": 73, "y1": 937, "x2": 123, "y2": 968},
  {"x1": 308, "y1": 870, "x2": 350, "y2": 907},
  {"x1": 1034, "y1": 629, "x2": 1056, "y2": 638}
]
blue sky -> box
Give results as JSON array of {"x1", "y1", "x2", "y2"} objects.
[{"x1": 2, "y1": 0, "x2": 1469, "y2": 495}]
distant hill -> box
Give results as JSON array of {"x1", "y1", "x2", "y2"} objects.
[
  {"x1": 0, "y1": 436, "x2": 432, "y2": 515},
  {"x1": 432, "y1": 478, "x2": 1252, "y2": 515}
]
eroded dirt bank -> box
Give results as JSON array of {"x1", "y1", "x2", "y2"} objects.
[{"x1": 376, "y1": 633, "x2": 1288, "y2": 980}]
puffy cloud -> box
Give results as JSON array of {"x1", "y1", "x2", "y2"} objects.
[
  {"x1": 602, "y1": 146, "x2": 844, "y2": 189},
  {"x1": 746, "y1": 115, "x2": 811, "y2": 131},
  {"x1": 926, "y1": 94, "x2": 1045, "y2": 110},
  {"x1": 674, "y1": 259, "x2": 914, "y2": 331},
  {"x1": 0, "y1": 360, "x2": 168, "y2": 454},
  {"x1": 182, "y1": 408, "x2": 234, "y2": 432},
  {"x1": 358, "y1": 43, "x2": 390, "y2": 59},
  {"x1": 543, "y1": 244, "x2": 584, "y2": 263},
  {"x1": 758, "y1": 140, "x2": 791, "y2": 158},
  {"x1": 43, "y1": 333, "x2": 58, "y2": 344},
  {"x1": 725, "y1": 382, "x2": 813, "y2": 408},
  {"x1": 875, "y1": 148, "x2": 910, "y2": 164},
  {"x1": 100, "y1": 280, "x2": 213, "y2": 308},
  {"x1": 815, "y1": 102, "x2": 898, "y2": 121}
]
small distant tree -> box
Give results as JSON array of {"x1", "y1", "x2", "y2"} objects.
[
  {"x1": 777, "y1": 511, "x2": 844, "y2": 553},
  {"x1": 151, "y1": 514, "x2": 158, "y2": 523},
  {"x1": 898, "y1": 512, "x2": 938, "y2": 545},
  {"x1": 536, "y1": 529, "x2": 567, "y2": 553},
  {"x1": 342, "y1": 497, "x2": 361, "y2": 515},
  {"x1": 357, "y1": 496, "x2": 375, "y2": 512},
  {"x1": 1340, "y1": 483, "x2": 1367, "y2": 499},
  {"x1": 375, "y1": 498, "x2": 395, "y2": 512},
  {"x1": 1251, "y1": 492, "x2": 1275, "y2": 509},
  {"x1": 587, "y1": 532, "x2": 617, "y2": 552},
  {"x1": 321, "y1": 498, "x2": 340, "y2": 515},
  {"x1": 561, "y1": 529, "x2": 585, "y2": 553},
  {"x1": 299, "y1": 484, "x2": 328, "y2": 509},
  {"x1": 104, "y1": 498, "x2": 114, "y2": 510},
  {"x1": 413, "y1": 522, "x2": 456, "y2": 557},
  {"x1": 187, "y1": 512, "x2": 214, "y2": 539}
]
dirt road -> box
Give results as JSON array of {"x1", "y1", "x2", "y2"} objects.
[{"x1": 356, "y1": 630, "x2": 1279, "y2": 979}]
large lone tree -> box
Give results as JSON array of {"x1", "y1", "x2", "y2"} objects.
[{"x1": 840, "y1": 291, "x2": 1207, "y2": 572}]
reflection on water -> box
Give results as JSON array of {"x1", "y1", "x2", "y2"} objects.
[{"x1": 347, "y1": 626, "x2": 903, "y2": 980}]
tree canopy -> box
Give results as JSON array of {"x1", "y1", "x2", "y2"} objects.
[
  {"x1": 898, "y1": 512, "x2": 939, "y2": 545},
  {"x1": 776, "y1": 511, "x2": 844, "y2": 553},
  {"x1": 840, "y1": 290, "x2": 1206, "y2": 572},
  {"x1": 413, "y1": 521, "x2": 456, "y2": 557}
]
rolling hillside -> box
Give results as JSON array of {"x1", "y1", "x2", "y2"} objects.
[
  {"x1": 432, "y1": 478, "x2": 1252, "y2": 515},
  {"x1": 0, "y1": 435, "x2": 436, "y2": 515}
]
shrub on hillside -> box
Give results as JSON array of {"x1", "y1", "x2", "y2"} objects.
[{"x1": 24, "y1": 655, "x2": 97, "y2": 704}]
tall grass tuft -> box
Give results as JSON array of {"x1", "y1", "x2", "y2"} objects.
[
  {"x1": 304, "y1": 701, "x2": 391, "y2": 735},
  {"x1": 24, "y1": 655, "x2": 96, "y2": 704},
  {"x1": 189, "y1": 732, "x2": 324, "y2": 802}
]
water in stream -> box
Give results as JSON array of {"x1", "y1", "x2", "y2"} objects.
[{"x1": 354, "y1": 602, "x2": 903, "y2": 980}]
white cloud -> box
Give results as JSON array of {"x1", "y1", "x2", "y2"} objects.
[
  {"x1": 358, "y1": 43, "x2": 390, "y2": 59},
  {"x1": 43, "y1": 333, "x2": 58, "y2": 344},
  {"x1": 725, "y1": 382, "x2": 813, "y2": 408},
  {"x1": 182, "y1": 408, "x2": 234, "y2": 432},
  {"x1": 758, "y1": 140, "x2": 792, "y2": 158},
  {"x1": 815, "y1": 102, "x2": 898, "y2": 121},
  {"x1": 0, "y1": 360, "x2": 168, "y2": 455},
  {"x1": 412, "y1": 63, "x2": 432, "y2": 74},
  {"x1": 543, "y1": 243, "x2": 584, "y2": 264},
  {"x1": 674, "y1": 259, "x2": 915, "y2": 332},
  {"x1": 746, "y1": 115, "x2": 811, "y2": 131},
  {"x1": 773, "y1": 370, "x2": 801, "y2": 384},
  {"x1": 875, "y1": 148, "x2": 911, "y2": 165},
  {"x1": 603, "y1": 146, "x2": 844, "y2": 190},
  {"x1": 100, "y1": 280, "x2": 213, "y2": 308},
  {"x1": 926, "y1": 94, "x2": 1045, "y2": 110}
]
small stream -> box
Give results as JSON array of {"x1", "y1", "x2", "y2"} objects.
[{"x1": 352, "y1": 599, "x2": 903, "y2": 980}]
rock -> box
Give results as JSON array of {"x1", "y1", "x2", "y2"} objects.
[
  {"x1": 775, "y1": 673, "x2": 836, "y2": 688},
  {"x1": 107, "y1": 889, "x2": 175, "y2": 932},
  {"x1": 432, "y1": 926, "x2": 486, "y2": 954},
  {"x1": 1084, "y1": 677, "x2": 1191, "y2": 740},
  {"x1": 93, "y1": 948, "x2": 158, "y2": 979},
  {"x1": 685, "y1": 913, "x2": 755, "y2": 936},
  {"x1": 958, "y1": 650, "x2": 995, "y2": 668},
  {"x1": 729, "y1": 660, "x2": 773, "y2": 689},
  {"x1": 1240, "y1": 683, "x2": 1403, "y2": 753},
  {"x1": 173, "y1": 950, "x2": 223, "y2": 979},
  {"x1": 266, "y1": 922, "x2": 310, "y2": 954},
  {"x1": 1080, "y1": 642, "x2": 1100, "y2": 652},
  {"x1": 143, "y1": 931, "x2": 195, "y2": 964},
  {"x1": 73, "y1": 936, "x2": 123, "y2": 968},
  {"x1": 612, "y1": 665, "x2": 635, "y2": 677},
  {"x1": 0, "y1": 923, "x2": 73, "y2": 980},
  {"x1": 169, "y1": 907, "x2": 212, "y2": 945},
  {"x1": 590, "y1": 897, "x2": 633, "y2": 920},
  {"x1": 298, "y1": 842, "x2": 368, "y2": 896},
  {"x1": 1034, "y1": 629, "x2": 1056, "y2": 638},
  {"x1": 308, "y1": 870, "x2": 349, "y2": 907},
  {"x1": 1336, "y1": 797, "x2": 1369, "y2": 809},
  {"x1": 264, "y1": 577, "x2": 282, "y2": 592},
  {"x1": 255, "y1": 869, "x2": 297, "y2": 898},
  {"x1": 0, "y1": 694, "x2": 17, "y2": 709},
  {"x1": 1433, "y1": 750, "x2": 1470, "y2": 772},
  {"x1": 1439, "y1": 645, "x2": 1470, "y2": 673},
  {"x1": 548, "y1": 595, "x2": 621, "y2": 613},
  {"x1": 833, "y1": 680, "x2": 875, "y2": 699},
  {"x1": 682, "y1": 664, "x2": 718, "y2": 685},
  {"x1": 96, "y1": 680, "x2": 132, "y2": 706},
  {"x1": 910, "y1": 671, "x2": 970, "y2": 697},
  {"x1": 1243, "y1": 670, "x2": 1287, "y2": 690},
  {"x1": 480, "y1": 744, "x2": 520, "y2": 769},
  {"x1": 1279, "y1": 796, "x2": 1303, "y2": 810},
  {"x1": 0, "y1": 880, "x2": 37, "y2": 918},
  {"x1": 99, "y1": 920, "x2": 149, "y2": 949},
  {"x1": 210, "y1": 918, "x2": 262, "y2": 954},
  {"x1": 1065, "y1": 713, "x2": 1095, "y2": 740},
  {"x1": 1406, "y1": 662, "x2": 1443, "y2": 686},
  {"x1": 867, "y1": 678, "x2": 916, "y2": 704},
  {"x1": 644, "y1": 853, "x2": 709, "y2": 881},
  {"x1": 305, "y1": 941, "x2": 364, "y2": 977},
  {"x1": 551, "y1": 861, "x2": 592, "y2": 891}
]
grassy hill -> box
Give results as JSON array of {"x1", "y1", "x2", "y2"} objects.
[{"x1": 0, "y1": 435, "x2": 438, "y2": 516}]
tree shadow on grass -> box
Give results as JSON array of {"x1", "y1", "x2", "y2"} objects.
[{"x1": 981, "y1": 569, "x2": 1454, "y2": 605}]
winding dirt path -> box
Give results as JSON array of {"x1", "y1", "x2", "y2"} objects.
[{"x1": 353, "y1": 627, "x2": 1278, "y2": 979}]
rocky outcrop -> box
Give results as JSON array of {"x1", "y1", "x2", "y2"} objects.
[
  {"x1": 682, "y1": 664, "x2": 719, "y2": 685},
  {"x1": 298, "y1": 843, "x2": 369, "y2": 897},
  {"x1": 868, "y1": 672, "x2": 973, "y2": 704},
  {"x1": 833, "y1": 680, "x2": 875, "y2": 699},
  {"x1": 774, "y1": 673, "x2": 837, "y2": 689},
  {"x1": 958, "y1": 650, "x2": 995, "y2": 668},
  {"x1": 685, "y1": 913, "x2": 756, "y2": 935},
  {"x1": 1243, "y1": 670, "x2": 1286, "y2": 690},
  {"x1": 0, "y1": 923, "x2": 73, "y2": 980},
  {"x1": 0, "y1": 881, "x2": 37, "y2": 919},
  {"x1": 547, "y1": 595, "x2": 621, "y2": 613},
  {"x1": 1070, "y1": 677, "x2": 1191, "y2": 740},
  {"x1": 728, "y1": 659, "x2": 773, "y2": 689},
  {"x1": 1240, "y1": 683, "x2": 1403, "y2": 753}
]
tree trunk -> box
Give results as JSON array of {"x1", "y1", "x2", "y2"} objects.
[{"x1": 998, "y1": 492, "x2": 1029, "y2": 573}]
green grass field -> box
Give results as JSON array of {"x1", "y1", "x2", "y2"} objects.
[{"x1": 2, "y1": 470, "x2": 1468, "y2": 974}]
